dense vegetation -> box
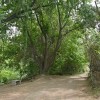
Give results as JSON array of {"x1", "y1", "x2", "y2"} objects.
[{"x1": 0, "y1": 0, "x2": 100, "y2": 87}]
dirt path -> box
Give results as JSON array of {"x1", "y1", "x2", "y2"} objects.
[{"x1": 0, "y1": 73, "x2": 99, "y2": 100}]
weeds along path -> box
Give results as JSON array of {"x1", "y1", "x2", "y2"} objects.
[{"x1": 0, "y1": 73, "x2": 99, "y2": 100}]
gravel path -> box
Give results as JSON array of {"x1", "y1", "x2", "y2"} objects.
[{"x1": 0, "y1": 74, "x2": 99, "y2": 100}]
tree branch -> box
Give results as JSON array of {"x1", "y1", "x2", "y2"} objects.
[
  {"x1": 54, "y1": 0, "x2": 62, "y2": 52},
  {"x1": 48, "y1": 1, "x2": 63, "y2": 68},
  {"x1": 95, "y1": 1, "x2": 100, "y2": 16},
  {"x1": 63, "y1": 24, "x2": 84, "y2": 36},
  {"x1": 1, "y1": 2, "x2": 57, "y2": 23},
  {"x1": 21, "y1": 18, "x2": 42, "y2": 67}
]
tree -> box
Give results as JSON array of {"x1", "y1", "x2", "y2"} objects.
[
  {"x1": 0, "y1": 0, "x2": 96, "y2": 74},
  {"x1": 85, "y1": 1, "x2": 100, "y2": 87},
  {"x1": 84, "y1": 28, "x2": 100, "y2": 87}
]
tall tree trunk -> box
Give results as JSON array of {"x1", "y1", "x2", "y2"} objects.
[
  {"x1": 42, "y1": 34, "x2": 48, "y2": 74},
  {"x1": 89, "y1": 45, "x2": 100, "y2": 87}
]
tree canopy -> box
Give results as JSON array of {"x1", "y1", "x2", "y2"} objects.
[{"x1": 0, "y1": 0, "x2": 100, "y2": 86}]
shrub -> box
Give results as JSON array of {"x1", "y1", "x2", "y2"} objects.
[
  {"x1": 25, "y1": 60, "x2": 39, "y2": 78},
  {"x1": 49, "y1": 32, "x2": 87, "y2": 75},
  {"x1": 0, "y1": 69, "x2": 20, "y2": 84}
]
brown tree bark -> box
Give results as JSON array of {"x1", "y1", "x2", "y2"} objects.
[{"x1": 89, "y1": 45, "x2": 100, "y2": 87}]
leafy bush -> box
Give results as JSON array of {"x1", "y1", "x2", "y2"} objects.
[
  {"x1": 0, "y1": 69, "x2": 20, "y2": 84},
  {"x1": 25, "y1": 59, "x2": 39, "y2": 78},
  {"x1": 49, "y1": 32, "x2": 87, "y2": 75}
]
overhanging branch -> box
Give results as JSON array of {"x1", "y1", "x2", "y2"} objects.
[{"x1": 1, "y1": 2, "x2": 56, "y2": 23}]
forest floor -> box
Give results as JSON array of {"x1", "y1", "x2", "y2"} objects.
[{"x1": 0, "y1": 73, "x2": 100, "y2": 100}]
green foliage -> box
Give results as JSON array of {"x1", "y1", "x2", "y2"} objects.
[
  {"x1": 49, "y1": 32, "x2": 86, "y2": 75},
  {"x1": 85, "y1": 28, "x2": 100, "y2": 87},
  {"x1": 0, "y1": 69, "x2": 20, "y2": 84},
  {"x1": 78, "y1": 4, "x2": 97, "y2": 28},
  {"x1": 0, "y1": 0, "x2": 98, "y2": 78},
  {"x1": 25, "y1": 59, "x2": 39, "y2": 78}
]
